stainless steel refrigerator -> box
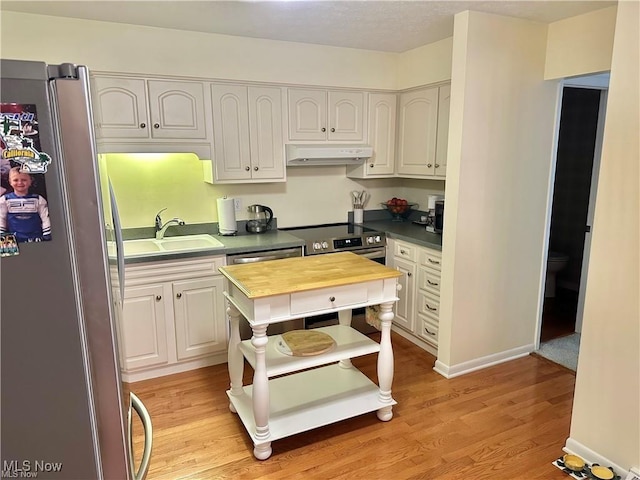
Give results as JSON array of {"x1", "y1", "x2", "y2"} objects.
[{"x1": 1, "y1": 60, "x2": 152, "y2": 479}]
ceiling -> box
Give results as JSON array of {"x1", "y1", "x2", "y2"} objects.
[{"x1": 1, "y1": 0, "x2": 616, "y2": 53}]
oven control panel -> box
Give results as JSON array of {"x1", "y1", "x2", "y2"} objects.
[
  {"x1": 307, "y1": 234, "x2": 385, "y2": 254},
  {"x1": 334, "y1": 237, "x2": 363, "y2": 249}
]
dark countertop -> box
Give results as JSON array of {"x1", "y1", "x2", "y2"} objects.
[
  {"x1": 362, "y1": 219, "x2": 443, "y2": 251},
  {"x1": 121, "y1": 213, "x2": 441, "y2": 264}
]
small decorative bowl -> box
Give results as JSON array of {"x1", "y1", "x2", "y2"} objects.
[{"x1": 381, "y1": 202, "x2": 419, "y2": 222}]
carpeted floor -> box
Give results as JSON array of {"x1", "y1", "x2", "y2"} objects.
[{"x1": 536, "y1": 333, "x2": 581, "y2": 371}]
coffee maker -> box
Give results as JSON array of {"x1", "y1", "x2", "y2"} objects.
[{"x1": 246, "y1": 205, "x2": 273, "y2": 233}]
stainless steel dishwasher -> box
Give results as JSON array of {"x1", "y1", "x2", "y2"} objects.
[{"x1": 225, "y1": 246, "x2": 304, "y2": 339}]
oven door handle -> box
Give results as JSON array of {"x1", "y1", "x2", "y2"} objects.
[{"x1": 356, "y1": 248, "x2": 387, "y2": 260}]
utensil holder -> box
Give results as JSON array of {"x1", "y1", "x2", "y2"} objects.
[{"x1": 354, "y1": 208, "x2": 364, "y2": 224}]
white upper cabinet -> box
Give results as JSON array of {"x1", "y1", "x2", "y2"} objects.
[
  {"x1": 435, "y1": 84, "x2": 451, "y2": 178},
  {"x1": 288, "y1": 88, "x2": 365, "y2": 142},
  {"x1": 92, "y1": 76, "x2": 208, "y2": 140},
  {"x1": 210, "y1": 84, "x2": 285, "y2": 183},
  {"x1": 396, "y1": 86, "x2": 439, "y2": 177},
  {"x1": 347, "y1": 92, "x2": 396, "y2": 178}
]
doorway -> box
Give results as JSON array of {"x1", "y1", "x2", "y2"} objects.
[{"x1": 541, "y1": 77, "x2": 608, "y2": 344}]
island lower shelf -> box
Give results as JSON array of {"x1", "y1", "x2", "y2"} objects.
[
  {"x1": 238, "y1": 325, "x2": 381, "y2": 377},
  {"x1": 227, "y1": 363, "x2": 396, "y2": 445}
]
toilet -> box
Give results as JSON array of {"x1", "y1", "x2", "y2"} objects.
[{"x1": 546, "y1": 251, "x2": 569, "y2": 298}]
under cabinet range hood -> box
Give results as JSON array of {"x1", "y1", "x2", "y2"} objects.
[{"x1": 286, "y1": 144, "x2": 373, "y2": 166}]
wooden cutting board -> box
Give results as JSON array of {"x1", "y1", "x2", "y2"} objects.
[{"x1": 278, "y1": 330, "x2": 336, "y2": 357}]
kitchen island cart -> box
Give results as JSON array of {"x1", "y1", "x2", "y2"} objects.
[{"x1": 219, "y1": 252, "x2": 401, "y2": 459}]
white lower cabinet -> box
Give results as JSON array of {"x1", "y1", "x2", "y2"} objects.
[
  {"x1": 173, "y1": 276, "x2": 226, "y2": 360},
  {"x1": 121, "y1": 283, "x2": 168, "y2": 370},
  {"x1": 117, "y1": 256, "x2": 227, "y2": 381},
  {"x1": 387, "y1": 238, "x2": 442, "y2": 354}
]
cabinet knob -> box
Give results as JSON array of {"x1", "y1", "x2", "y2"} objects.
[
  {"x1": 176, "y1": 293, "x2": 182, "y2": 299},
  {"x1": 155, "y1": 295, "x2": 162, "y2": 301},
  {"x1": 321, "y1": 127, "x2": 326, "y2": 132},
  {"x1": 254, "y1": 166, "x2": 259, "y2": 171},
  {"x1": 400, "y1": 249, "x2": 406, "y2": 254},
  {"x1": 331, "y1": 127, "x2": 335, "y2": 132},
  {"x1": 407, "y1": 272, "x2": 412, "y2": 277},
  {"x1": 139, "y1": 123, "x2": 146, "y2": 129},
  {"x1": 153, "y1": 123, "x2": 160, "y2": 129},
  {"x1": 245, "y1": 166, "x2": 250, "y2": 171},
  {"x1": 427, "y1": 163, "x2": 433, "y2": 168},
  {"x1": 329, "y1": 296, "x2": 336, "y2": 302},
  {"x1": 369, "y1": 164, "x2": 374, "y2": 168},
  {"x1": 435, "y1": 164, "x2": 440, "y2": 168}
]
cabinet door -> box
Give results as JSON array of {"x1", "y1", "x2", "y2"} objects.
[
  {"x1": 365, "y1": 93, "x2": 396, "y2": 175},
  {"x1": 396, "y1": 87, "x2": 439, "y2": 176},
  {"x1": 287, "y1": 88, "x2": 327, "y2": 141},
  {"x1": 212, "y1": 84, "x2": 252, "y2": 181},
  {"x1": 248, "y1": 86, "x2": 285, "y2": 180},
  {"x1": 121, "y1": 284, "x2": 168, "y2": 370},
  {"x1": 173, "y1": 277, "x2": 227, "y2": 360},
  {"x1": 92, "y1": 76, "x2": 149, "y2": 139},
  {"x1": 147, "y1": 80, "x2": 207, "y2": 139},
  {"x1": 435, "y1": 84, "x2": 451, "y2": 178},
  {"x1": 328, "y1": 91, "x2": 365, "y2": 141},
  {"x1": 391, "y1": 257, "x2": 416, "y2": 332}
]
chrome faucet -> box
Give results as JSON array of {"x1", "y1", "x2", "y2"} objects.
[{"x1": 154, "y1": 208, "x2": 186, "y2": 240}]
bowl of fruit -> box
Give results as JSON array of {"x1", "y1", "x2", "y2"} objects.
[{"x1": 381, "y1": 198, "x2": 419, "y2": 221}]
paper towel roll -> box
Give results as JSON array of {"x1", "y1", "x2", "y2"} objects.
[{"x1": 217, "y1": 197, "x2": 237, "y2": 235}]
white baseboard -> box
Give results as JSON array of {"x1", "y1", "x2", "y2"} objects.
[
  {"x1": 433, "y1": 344, "x2": 534, "y2": 378},
  {"x1": 564, "y1": 438, "x2": 629, "y2": 478}
]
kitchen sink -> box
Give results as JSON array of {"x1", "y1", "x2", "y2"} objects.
[
  {"x1": 157, "y1": 235, "x2": 224, "y2": 251},
  {"x1": 110, "y1": 234, "x2": 224, "y2": 257}
]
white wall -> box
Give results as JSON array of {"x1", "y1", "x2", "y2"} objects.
[
  {"x1": 437, "y1": 11, "x2": 559, "y2": 371},
  {"x1": 545, "y1": 6, "x2": 617, "y2": 80},
  {"x1": 567, "y1": 0, "x2": 639, "y2": 471},
  {"x1": 397, "y1": 37, "x2": 453, "y2": 89},
  {"x1": 0, "y1": 12, "x2": 398, "y2": 89}
]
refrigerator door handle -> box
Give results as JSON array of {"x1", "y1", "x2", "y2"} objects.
[
  {"x1": 128, "y1": 392, "x2": 153, "y2": 480},
  {"x1": 109, "y1": 181, "x2": 126, "y2": 301}
]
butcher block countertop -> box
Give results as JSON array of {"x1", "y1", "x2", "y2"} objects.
[{"x1": 218, "y1": 252, "x2": 401, "y2": 299}]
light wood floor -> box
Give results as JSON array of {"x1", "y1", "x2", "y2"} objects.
[{"x1": 130, "y1": 332, "x2": 576, "y2": 480}]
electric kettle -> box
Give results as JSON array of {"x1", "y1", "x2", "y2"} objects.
[{"x1": 246, "y1": 204, "x2": 273, "y2": 233}]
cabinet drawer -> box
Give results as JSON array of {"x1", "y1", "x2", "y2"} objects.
[
  {"x1": 290, "y1": 284, "x2": 368, "y2": 315},
  {"x1": 417, "y1": 290, "x2": 440, "y2": 318},
  {"x1": 419, "y1": 248, "x2": 442, "y2": 272},
  {"x1": 417, "y1": 266, "x2": 441, "y2": 295},
  {"x1": 418, "y1": 314, "x2": 438, "y2": 344},
  {"x1": 393, "y1": 241, "x2": 417, "y2": 262}
]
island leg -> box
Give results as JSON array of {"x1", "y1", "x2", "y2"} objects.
[
  {"x1": 337, "y1": 309, "x2": 353, "y2": 368},
  {"x1": 226, "y1": 302, "x2": 244, "y2": 413},
  {"x1": 251, "y1": 324, "x2": 272, "y2": 460},
  {"x1": 376, "y1": 301, "x2": 395, "y2": 421}
]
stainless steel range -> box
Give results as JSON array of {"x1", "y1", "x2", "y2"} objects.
[
  {"x1": 282, "y1": 223, "x2": 386, "y2": 262},
  {"x1": 282, "y1": 223, "x2": 388, "y2": 334}
]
